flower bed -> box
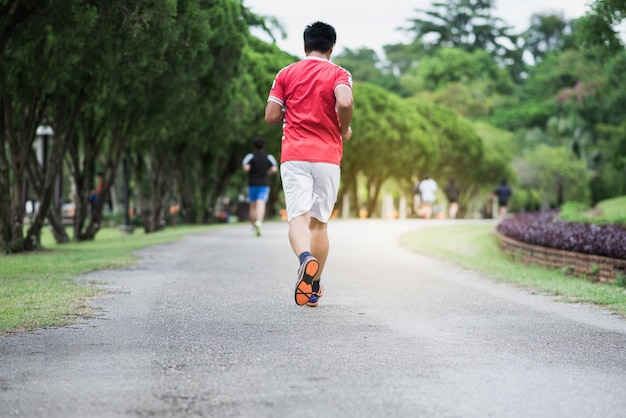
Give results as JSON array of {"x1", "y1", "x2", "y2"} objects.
[
  {"x1": 495, "y1": 211, "x2": 626, "y2": 282},
  {"x1": 496, "y1": 211, "x2": 626, "y2": 260}
]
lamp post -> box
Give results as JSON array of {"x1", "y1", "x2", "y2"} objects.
[
  {"x1": 35, "y1": 124, "x2": 61, "y2": 213},
  {"x1": 118, "y1": 156, "x2": 135, "y2": 234},
  {"x1": 35, "y1": 125, "x2": 53, "y2": 174}
]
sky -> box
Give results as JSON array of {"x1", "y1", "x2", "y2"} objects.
[{"x1": 244, "y1": 0, "x2": 593, "y2": 58}]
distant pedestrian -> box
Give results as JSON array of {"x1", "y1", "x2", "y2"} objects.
[
  {"x1": 444, "y1": 178, "x2": 460, "y2": 219},
  {"x1": 242, "y1": 136, "x2": 278, "y2": 236},
  {"x1": 418, "y1": 174, "x2": 438, "y2": 219},
  {"x1": 493, "y1": 179, "x2": 512, "y2": 218},
  {"x1": 89, "y1": 171, "x2": 105, "y2": 205},
  {"x1": 265, "y1": 21, "x2": 354, "y2": 307}
]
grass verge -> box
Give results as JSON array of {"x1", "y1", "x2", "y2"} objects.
[
  {"x1": 399, "y1": 223, "x2": 626, "y2": 316},
  {"x1": 1, "y1": 225, "x2": 215, "y2": 335},
  {"x1": 597, "y1": 196, "x2": 626, "y2": 221}
]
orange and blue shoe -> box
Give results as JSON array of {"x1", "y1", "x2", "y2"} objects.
[
  {"x1": 306, "y1": 283, "x2": 324, "y2": 307},
  {"x1": 294, "y1": 256, "x2": 319, "y2": 306}
]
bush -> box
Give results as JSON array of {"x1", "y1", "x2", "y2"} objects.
[{"x1": 497, "y1": 210, "x2": 626, "y2": 260}]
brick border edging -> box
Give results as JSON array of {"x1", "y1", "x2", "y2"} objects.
[{"x1": 494, "y1": 232, "x2": 626, "y2": 283}]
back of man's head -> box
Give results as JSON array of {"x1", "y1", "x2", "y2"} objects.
[
  {"x1": 304, "y1": 21, "x2": 336, "y2": 53},
  {"x1": 253, "y1": 136, "x2": 265, "y2": 151}
]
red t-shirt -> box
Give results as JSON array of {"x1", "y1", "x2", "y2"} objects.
[{"x1": 268, "y1": 56, "x2": 353, "y2": 165}]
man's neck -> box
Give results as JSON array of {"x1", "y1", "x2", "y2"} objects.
[{"x1": 306, "y1": 51, "x2": 330, "y2": 60}]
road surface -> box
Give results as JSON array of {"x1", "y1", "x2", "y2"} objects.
[{"x1": 1, "y1": 219, "x2": 625, "y2": 417}]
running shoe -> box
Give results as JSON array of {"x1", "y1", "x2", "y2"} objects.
[
  {"x1": 253, "y1": 221, "x2": 261, "y2": 236},
  {"x1": 294, "y1": 256, "x2": 319, "y2": 306},
  {"x1": 306, "y1": 283, "x2": 324, "y2": 307}
]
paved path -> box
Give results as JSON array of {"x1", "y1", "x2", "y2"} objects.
[{"x1": 1, "y1": 219, "x2": 626, "y2": 418}]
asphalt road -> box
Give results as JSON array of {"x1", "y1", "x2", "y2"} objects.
[{"x1": 1, "y1": 219, "x2": 626, "y2": 418}]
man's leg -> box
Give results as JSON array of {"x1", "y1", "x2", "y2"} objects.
[
  {"x1": 289, "y1": 212, "x2": 321, "y2": 305},
  {"x1": 449, "y1": 202, "x2": 458, "y2": 219},
  {"x1": 309, "y1": 217, "x2": 329, "y2": 279},
  {"x1": 249, "y1": 200, "x2": 257, "y2": 226},
  {"x1": 423, "y1": 202, "x2": 433, "y2": 219},
  {"x1": 256, "y1": 200, "x2": 266, "y2": 223},
  {"x1": 288, "y1": 212, "x2": 312, "y2": 256}
]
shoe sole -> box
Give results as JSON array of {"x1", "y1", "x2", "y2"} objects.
[
  {"x1": 295, "y1": 258, "x2": 319, "y2": 306},
  {"x1": 306, "y1": 284, "x2": 324, "y2": 307}
]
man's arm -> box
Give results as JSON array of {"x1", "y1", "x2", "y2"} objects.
[
  {"x1": 242, "y1": 154, "x2": 252, "y2": 172},
  {"x1": 335, "y1": 85, "x2": 354, "y2": 140},
  {"x1": 265, "y1": 101, "x2": 284, "y2": 125},
  {"x1": 268, "y1": 155, "x2": 278, "y2": 175}
]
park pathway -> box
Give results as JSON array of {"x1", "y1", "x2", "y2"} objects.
[{"x1": 1, "y1": 219, "x2": 626, "y2": 417}]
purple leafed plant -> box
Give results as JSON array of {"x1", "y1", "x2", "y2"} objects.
[{"x1": 496, "y1": 211, "x2": 626, "y2": 260}]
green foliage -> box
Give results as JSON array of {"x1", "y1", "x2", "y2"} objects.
[
  {"x1": 589, "y1": 122, "x2": 626, "y2": 202},
  {"x1": 344, "y1": 83, "x2": 438, "y2": 215},
  {"x1": 521, "y1": 50, "x2": 603, "y2": 102},
  {"x1": 514, "y1": 145, "x2": 591, "y2": 208},
  {"x1": 467, "y1": 122, "x2": 517, "y2": 214},
  {"x1": 405, "y1": 48, "x2": 514, "y2": 94},
  {"x1": 471, "y1": 122, "x2": 516, "y2": 182},
  {"x1": 575, "y1": 0, "x2": 625, "y2": 59},
  {"x1": 486, "y1": 99, "x2": 558, "y2": 131},
  {"x1": 523, "y1": 12, "x2": 572, "y2": 64},
  {"x1": 408, "y1": 99, "x2": 485, "y2": 179},
  {"x1": 405, "y1": 0, "x2": 516, "y2": 59},
  {"x1": 399, "y1": 47, "x2": 514, "y2": 117}
]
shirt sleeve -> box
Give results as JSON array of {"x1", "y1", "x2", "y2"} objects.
[
  {"x1": 334, "y1": 66, "x2": 353, "y2": 91},
  {"x1": 242, "y1": 153, "x2": 253, "y2": 166},
  {"x1": 268, "y1": 67, "x2": 286, "y2": 106}
]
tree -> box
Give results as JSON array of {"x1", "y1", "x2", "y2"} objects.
[
  {"x1": 576, "y1": 0, "x2": 625, "y2": 60},
  {"x1": 399, "y1": 47, "x2": 514, "y2": 117},
  {"x1": 127, "y1": 0, "x2": 249, "y2": 232},
  {"x1": 487, "y1": 49, "x2": 602, "y2": 131},
  {"x1": 408, "y1": 100, "x2": 485, "y2": 196},
  {"x1": 333, "y1": 47, "x2": 404, "y2": 94},
  {"x1": 470, "y1": 122, "x2": 516, "y2": 214},
  {"x1": 590, "y1": 122, "x2": 626, "y2": 203},
  {"x1": 515, "y1": 145, "x2": 591, "y2": 208},
  {"x1": 404, "y1": 0, "x2": 518, "y2": 62},
  {"x1": 523, "y1": 13, "x2": 571, "y2": 65},
  {"x1": 0, "y1": 0, "x2": 97, "y2": 252},
  {"x1": 342, "y1": 83, "x2": 438, "y2": 217}
]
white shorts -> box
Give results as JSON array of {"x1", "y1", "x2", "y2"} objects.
[{"x1": 280, "y1": 161, "x2": 340, "y2": 223}]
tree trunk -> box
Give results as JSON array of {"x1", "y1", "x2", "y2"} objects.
[{"x1": 46, "y1": 203, "x2": 70, "y2": 243}]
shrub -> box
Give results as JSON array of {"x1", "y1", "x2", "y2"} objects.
[{"x1": 496, "y1": 210, "x2": 626, "y2": 260}]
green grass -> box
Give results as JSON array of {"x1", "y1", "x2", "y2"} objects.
[
  {"x1": 0, "y1": 225, "x2": 215, "y2": 334},
  {"x1": 597, "y1": 196, "x2": 626, "y2": 220},
  {"x1": 559, "y1": 197, "x2": 626, "y2": 225},
  {"x1": 399, "y1": 224, "x2": 626, "y2": 316}
]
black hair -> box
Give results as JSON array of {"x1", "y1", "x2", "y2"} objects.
[
  {"x1": 304, "y1": 21, "x2": 336, "y2": 53},
  {"x1": 253, "y1": 136, "x2": 265, "y2": 150}
]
